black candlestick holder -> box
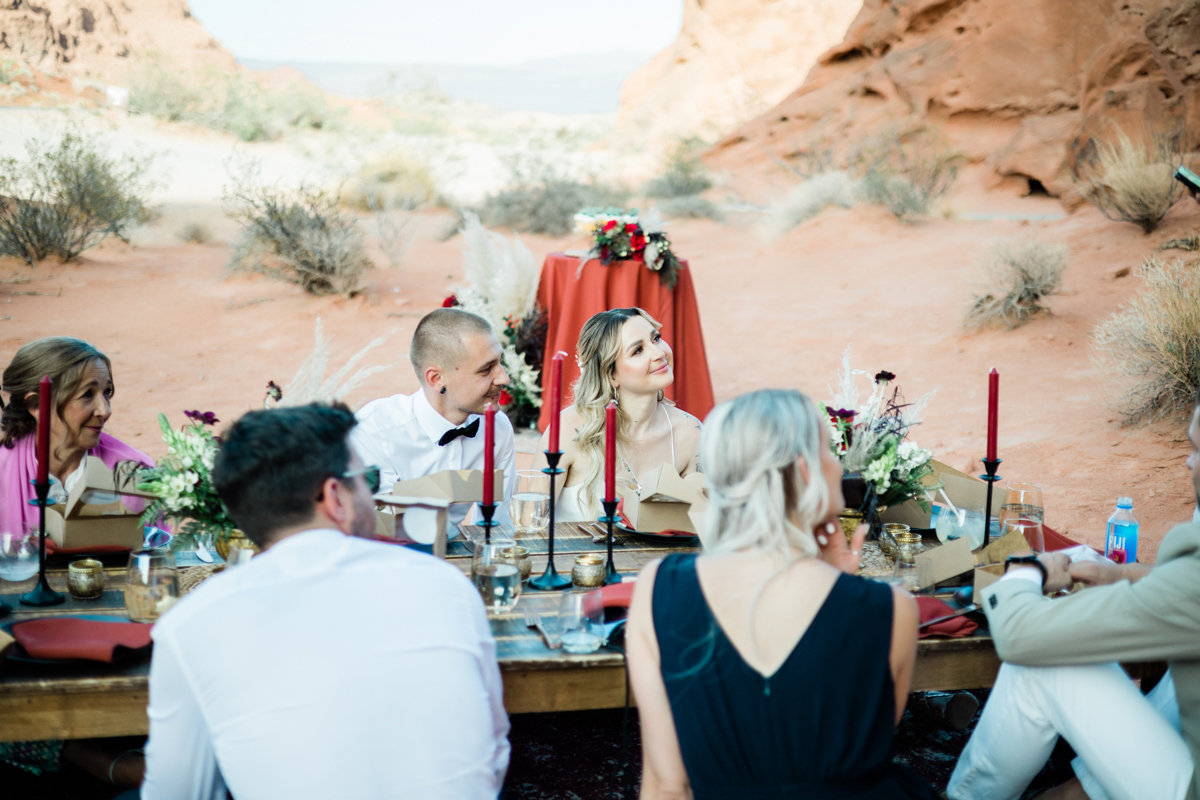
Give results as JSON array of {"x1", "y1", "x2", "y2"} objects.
[
  {"x1": 599, "y1": 498, "x2": 621, "y2": 585},
  {"x1": 21, "y1": 478, "x2": 64, "y2": 607},
  {"x1": 528, "y1": 450, "x2": 571, "y2": 590},
  {"x1": 980, "y1": 458, "x2": 1002, "y2": 550},
  {"x1": 479, "y1": 501, "x2": 498, "y2": 545}
]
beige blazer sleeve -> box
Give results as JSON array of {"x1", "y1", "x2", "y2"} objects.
[{"x1": 982, "y1": 522, "x2": 1200, "y2": 666}]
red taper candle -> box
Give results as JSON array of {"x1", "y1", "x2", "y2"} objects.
[
  {"x1": 986, "y1": 368, "x2": 999, "y2": 461},
  {"x1": 604, "y1": 399, "x2": 617, "y2": 503},
  {"x1": 483, "y1": 402, "x2": 495, "y2": 506},
  {"x1": 547, "y1": 351, "x2": 566, "y2": 453},
  {"x1": 36, "y1": 375, "x2": 51, "y2": 487}
]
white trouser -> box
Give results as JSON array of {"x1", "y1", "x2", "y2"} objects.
[{"x1": 947, "y1": 663, "x2": 1192, "y2": 800}]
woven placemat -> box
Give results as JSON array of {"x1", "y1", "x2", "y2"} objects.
[{"x1": 179, "y1": 564, "x2": 223, "y2": 595}]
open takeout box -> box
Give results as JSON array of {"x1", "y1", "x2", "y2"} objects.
[
  {"x1": 880, "y1": 460, "x2": 1004, "y2": 529},
  {"x1": 373, "y1": 469, "x2": 504, "y2": 556},
  {"x1": 618, "y1": 464, "x2": 707, "y2": 534},
  {"x1": 45, "y1": 456, "x2": 157, "y2": 550}
]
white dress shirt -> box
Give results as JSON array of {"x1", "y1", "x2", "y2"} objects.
[
  {"x1": 351, "y1": 390, "x2": 517, "y2": 528},
  {"x1": 142, "y1": 529, "x2": 510, "y2": 800}
]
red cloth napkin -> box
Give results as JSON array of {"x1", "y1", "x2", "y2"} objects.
[
  {"x1": 653, "y1": 529, "x2": 697, "y2": 537},
  {"x1": 600, "y1": 582, "x2": 635, "y2": 609},
  {"x1": 12, "y1": 618, "x2": 152, "y2": 662},
  {"x1": 916, "y1": 596, "x2": 978, "y2": 639},
  {"x1": 44, "y1": 539, "x2": 132, "y2": 557}
]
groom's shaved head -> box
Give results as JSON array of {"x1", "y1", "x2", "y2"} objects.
[{"x1": 410, "y1": 308, "x2": 495, "y2": 381}]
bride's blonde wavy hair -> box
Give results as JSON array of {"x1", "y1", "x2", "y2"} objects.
[
  {"x1": 571, "y1": 307, "x2": 667, "y2": 516},
  {"x1": 699, "y1": 389, "x2": 829, "y2": 559}
]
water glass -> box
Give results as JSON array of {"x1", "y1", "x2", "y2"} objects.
[
  {"x1": 509, "y1": 470, "x2": 551, "y2": 536},
  {"x1": 471, "y1": 541, "x2": 521, "y2": 613},
  {"x1": 124, "y1": 548, "x2": 180, "y2": 623},
  {"x1": 1003, "y1": 483, "x2": 1045, "y2": 525},
  {"x1": 935, "y1": 503, "x2": 986, "y2": 549},
  {"x1": 0, "y1": 533, "x2": 39, "y2": 582},
  {"x1": 1001, "y1": 517, "x2": 1045, "y2": 553},
  {"x1": 560, "y1": 588, "x2": 604, "y2": 654}
]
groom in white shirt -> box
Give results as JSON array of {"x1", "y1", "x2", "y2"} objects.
[{"x1": 352, "y1": 308, "x2": 518, "y2": 528}]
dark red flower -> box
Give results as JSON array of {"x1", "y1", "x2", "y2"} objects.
[
  {"x1": 184, "y1": 410, "x2": 219, "y2": 426},
  {"x1": 633, "y1": 250, "x2": 645, "y2": 262},
  {"x1": 827, "y1": 408, "x2": 857, "y2": 420},
  {"x1": 442, "y1": 294, "x2": 458, "y2": 308},
  {"x1": 874, "y1": 370, "x2": 896, "y2": 384},
  {"x1": 602, "y1": 220, "x2": 617, "y2": 232},
  {"x1": 265, "y1": 381, "x2": 282, "y2": 402},
  {"x1": 498, "y1": 389, "x2": 512, "y2": 406},
  {"x1": 630, "y1": 232, "x2": 646, "y2": 251},
  {"x1": 624, "y1": 223, "x2": 637, "y2": 233}
]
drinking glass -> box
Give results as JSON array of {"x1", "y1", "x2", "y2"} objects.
[
  {"x1": 1001, "y1": 517, "x2": 1045, "y2": 553},
  {"x1": 560, "y1": 588, "x2": 604, "y2": 654},
  {"x1": 509, "y1": 470, "x2": 551, "y2": 536},
  {"x1": 124, "y1": 548, "x2": 180, "y2": 623},
  {"x1": 1003, "y1": 483, "x2": 1045, "y2": 526},
  {"x1": 471, "y1": 541, "x2": 521, "y2": 613},
  {"x1": 0, "y1": 533, "x2": 39, "y2": 582},
  {"x1": 935, "y1": 503, "x2": 986, "y2": 549}
]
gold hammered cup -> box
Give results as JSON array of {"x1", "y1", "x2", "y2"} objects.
[
  {"x1": 67, "y1": 559, "x2": 106, "y2": 600},
  {"x1": 571, "y1": 554, "x2": 607, "y2": 588}
]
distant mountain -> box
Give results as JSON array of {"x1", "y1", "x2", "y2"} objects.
[{"x1": 240, "y1": 51, "x2": 654, "y2": 114}]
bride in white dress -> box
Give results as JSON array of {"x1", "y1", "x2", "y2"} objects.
[{"x1": 533, "y1": 307, "x2": 702, "y2": 524}]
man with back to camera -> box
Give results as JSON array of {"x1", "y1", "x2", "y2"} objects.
[
  {"x1": 352, "y1": 308, "x2": 517, "y2": 528},
  {"x1": 947, "y1": 395, "x2": 1200, "y2": 800},
  {"x1": 140, "y1": 402, "x2": 509, "y2": 800}
]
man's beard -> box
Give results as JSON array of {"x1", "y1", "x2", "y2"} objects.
[{"x1": 350, "y1": 497, "x2": 379, "y2": 539}]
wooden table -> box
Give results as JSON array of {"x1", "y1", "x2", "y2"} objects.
[{"x1": 0, "y1": 529, "x2": 1009, "y2": 741}]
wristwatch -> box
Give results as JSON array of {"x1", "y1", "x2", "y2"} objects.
[{"x1": 1005, "y1": 554, "x2": 1047, "y2": 588}]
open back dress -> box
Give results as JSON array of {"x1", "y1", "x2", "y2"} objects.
[{"x1": 652, "y1": 553, "x2": 940, "y2": 800}]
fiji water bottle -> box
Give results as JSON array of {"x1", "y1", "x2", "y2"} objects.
[{"x1": 1105, "y1": 497, "x2": 1139, "y2": 563}]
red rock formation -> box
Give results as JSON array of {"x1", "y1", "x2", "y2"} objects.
[
  {"x1": 708, "y1": 0, "x2": 1200, "y2": 199},
  {"x1": 0, "y1": 0, "x2": 235, "y2": 78}
]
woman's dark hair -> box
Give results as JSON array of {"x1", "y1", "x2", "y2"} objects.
[
  {"x1": 212, "y1": 402, "x2": 359, "y2": 546},
  {"x1": 1, "y1": 338, "x2": 114, "y2": 449}
]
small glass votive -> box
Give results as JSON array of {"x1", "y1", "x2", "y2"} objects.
[
  {"x1": 67, "y1": 559, "x2": 106, "y2": 600},
  {"x1": 124, "y1": 548, "x2": 180, "y2": 623},
  {"x1": 571, "y1": 554, "x2": 606, "y2": 588},
  {"x1": 501, "y1": 545, "x2": 533, "y2": 582},
  {"x1": 880, "y1": 523, "x2": 909, "y2": 558}
]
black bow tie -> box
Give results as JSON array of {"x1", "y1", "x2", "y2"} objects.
[{"x1": 438, "y1": 418, "x2": 480, "y2": 446}]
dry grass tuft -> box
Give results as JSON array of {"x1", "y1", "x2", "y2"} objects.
[
  {"x1": 965, "y1": 236, "x2": 1067, "y2": 330},
  {"x1": 342, "y1": 153, "x2": 437, "y2": 213},
  {"x1": 1093, "y1": 256, "x2": 1200, "y2": 425},
  {"x1": 176, "y1": 221, "x2": 212, "y2": 244},
  {"x1": 853, "y1": 128, "x2": 963, "y2": 218},
  {"x1": 1074, "y1": 130, "x2": 1184, "y2": 234},
  {"x1": 758, "y1": 171, "x2": 858, "y2": 240},
  {"x1": 1160, "y1": 235, "x2": 1200, "y2": 252}
]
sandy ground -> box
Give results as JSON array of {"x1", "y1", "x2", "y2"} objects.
[{"x1": 2, "y1": 158, "x2": 1197, "y2": 560}]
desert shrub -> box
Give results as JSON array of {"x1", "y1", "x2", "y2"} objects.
[
  {"x1": 758, "y1": 171, "x2": 858, "y2": 239},
  {"x1": 644, "y1": 139, "x2": 713, "y2": 198},
  {"x1": 965, "y1": 236, "x2": 1067, "y2": 330},
  {"x1": 480, "y1": 178, "x2": 626, "y2": 236},
  {"x1": 656, "y1": 195, "x2": 723, "y2": 221},
  {"x1": 225, "y1": 172, "x2": 369, "y2": 299},
  {"x1": 1074, "y1": 130, "x2": 1183, "y2": 234},
  {"x1": 343, "y1": 153, "x2": 437, "y2": 212},
  {"x1": 0, "y1": 132, "x2": 154, "y2": 264},
  {"x1": 853, "y1": 128, "x2": 962, "y2": 218},
  {"x1": 369, "y1": 195, "x2": 417, "y2": 269},
  {"x1": 176, "y1": 221, "x2": 211, "y2": 244},
  {"x1": 127, "y1": 55, "x2": 204, "y2": 121},
  {"x1": 1093, "y1": 256, "x2": 1200, "y2": 424}
]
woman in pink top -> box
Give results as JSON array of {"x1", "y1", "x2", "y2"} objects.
[
  {"x1": 1, "y1": 337, "x2": 153, "y2": 536},
  {"x1": 0, "y1": 337, "x2": 153, "y2": 789}
]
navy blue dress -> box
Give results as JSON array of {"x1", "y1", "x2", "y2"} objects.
[{"x1": 652, "y1": 554, "x2": 939, "y2": 800}]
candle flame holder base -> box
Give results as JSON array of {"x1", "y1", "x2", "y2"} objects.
[
  {"x1": 600, "y1": 500, "x2": 621, "y2": 586},
  {"x1": 479, "y1": 503, "x2": 498, "y2": 546},
  {"x1": 980, "y1": 458, "x2": 1002, "y2": 550},
  {"x1": 528, "y1": 451, "x2": 571, "y2": 591},
  {"x1": 21, "y1": 480, "x2": 65, "y2": 607}
]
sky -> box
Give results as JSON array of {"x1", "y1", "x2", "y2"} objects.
[{"x1": 187, "y1": 0, "x2": 685, "y2": 66}]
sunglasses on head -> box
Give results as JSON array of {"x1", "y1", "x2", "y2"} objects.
[{"x1": 341, "y1": 465, "x2": 382, "y2": 494}]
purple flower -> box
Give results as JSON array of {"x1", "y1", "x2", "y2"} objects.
[
  {"x1": 266, "y1": 381, "x2": 283, "y2": 402},
  {"x1": 874, "y1": 370, "x2": 896, "y2": 384},
  {"x1": 184, "y1": 410, "x2": 219, "y2": 426},
  {"x1": 827, "y1": 408, "x2": 857, "y2": 420}
]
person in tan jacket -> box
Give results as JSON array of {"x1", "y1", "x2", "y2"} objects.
[{"x1": 948, "y1": 401, "x2": 1200, "y2": 800}]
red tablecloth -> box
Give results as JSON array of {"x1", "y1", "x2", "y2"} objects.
[{"x1": 536, "y1": 253, "x2": 715, "y2": 432}]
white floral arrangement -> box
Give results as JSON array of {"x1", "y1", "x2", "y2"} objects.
[
  {"x1": 823, "y1": 348, "x2": 939, "y2": 511},
  {"x1": 138, "y1": 411, "x2": 236, "y2": 540}
]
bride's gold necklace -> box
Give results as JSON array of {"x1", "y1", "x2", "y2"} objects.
[{"x1": 619, "y1": 404, "x2": 664, "y2": 497}]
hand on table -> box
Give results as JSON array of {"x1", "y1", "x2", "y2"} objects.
[
  {"x1": 1037, "y1": 552, "x2": 1073, "y2": 592},
  {"x1": 1069, "y1": 560, "x2": 1152, "y2": 586},
  {"x1": 816, "y1": 521, "x2": 867, "y2": 574}
]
